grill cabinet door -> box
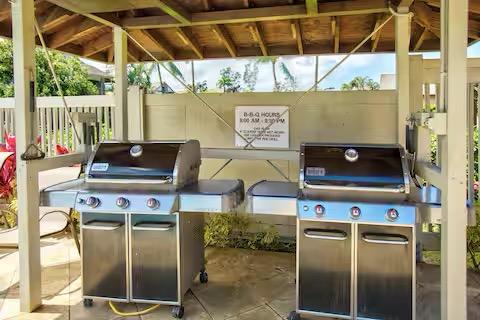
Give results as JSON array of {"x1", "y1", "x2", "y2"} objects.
[
  {"x1": 81, "y1": 213, "x2": 127, "y2": 300},
  {"x1": 130, "y1": 214, "x2": 178, "y2": 302},
  {"x1": 356, "y1": 224, "x2": 413, "y2": 320},
  {"x1": 298, "y1": 221, "x2": 352, "y2": 316}
]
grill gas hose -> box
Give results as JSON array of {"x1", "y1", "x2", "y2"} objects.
[{"x1": 108, "y1": 300, "x2": 160, "y2": 316}]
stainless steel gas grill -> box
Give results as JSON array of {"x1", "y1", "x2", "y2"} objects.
[
  {"x1": 292, "y1": 143, "x2": 416, "y2": 320},
  {"x1": 40, "y1": 140, "x2": 244, "y2": 319},
  {"x1": 246, "y1": 143, "x2": 416, "y2": 320}
]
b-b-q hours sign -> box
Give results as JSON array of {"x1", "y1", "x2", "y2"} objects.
[{"x1": 235, "y1": 106, "x2": 289, "y2": 148}]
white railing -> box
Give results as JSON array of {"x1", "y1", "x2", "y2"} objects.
[{"x1": 0, "y1": 95, "x2": 115, "y2": 157}]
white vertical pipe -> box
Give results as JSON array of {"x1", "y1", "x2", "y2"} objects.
[
  {"x1": 12, "y1": 0, "x2": 41, "y2": 312},
  {"x1": 114, "y1": 27, "x2": 128, "y2": 140},
  {"x1": 440, "y1": 0, "x2": 468, "y2": 319}
]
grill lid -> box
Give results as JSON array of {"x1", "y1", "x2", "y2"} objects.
[
  {"x1": 85, "y1": 140, "x2": 201, "y2": 188},
  {"x1": 300, "y1": 144, "x2": 409, "y2": 193}
]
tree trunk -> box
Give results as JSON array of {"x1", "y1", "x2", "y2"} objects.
[
  {"x1": 272, "y1": 61, "x2": 278, "y2": 91},
  {"x1": 315, "y1": 56, "x2": 319, "y2": 91}
]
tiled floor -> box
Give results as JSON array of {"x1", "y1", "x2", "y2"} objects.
[{"x1": 1, "y1": 235, "x2": 480, "y2": 320}]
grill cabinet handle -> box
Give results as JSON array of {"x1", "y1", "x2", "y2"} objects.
[
  {"x1": 82, "y1": 220, "x2": 123, "y2": 231},
  {"x1": 132, "y1": 222, "x2": 175, "y2": 231},
  {"x1": 303, "y1": 229, "x2": 348, "y2": 241},
  {"x1": 361, "y1": 233, "x2": 409, "y2": 245},
  {"x1": 303, "y1": 182, "x2": 405, "y2": 194}
]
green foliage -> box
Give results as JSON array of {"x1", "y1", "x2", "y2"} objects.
[
  {"x1": 0, "y1": 39, "x2": 98, "y2": 97},
  {"x1": 341, "y1": 76, "x2": 380, "y2": 91},
  {"x1": 216, "y1": 67, "x2": 242, "y2": 92},
  {"x1": 204, "y1": 213, "x2": 294, "y2": 252},
  {"x1": 243, "y1": 62, "x2": 259, "y2": 92},
  {"x1": 187, "y1": 80, "x2": 208, "y2": 93},
  {"x1": 467, "y1": 207, "x2": 480, "y2": 271},
  {"x1": 127, "y1": 64, "x2": 154, "y2": 91}
]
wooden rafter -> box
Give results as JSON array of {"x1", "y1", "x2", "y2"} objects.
[
  {"x1": 333, "y1": 16, "x2": 340, "y2": 53},
  {"x1": 418, "y1": 0, "x2": 480, "y2": 15},
  {"x1": 306, "y1": 0, "x2": 318, "y2": 15},
  {"x1": 291, "y1": 20, "x2": 303, "y2": 55},
  {"x1": 47, "y1": 17, "x2": 100, "y2": 49},
  {"x1": 129, "y1": 29, "x2": 175, "y2": 60},
  {"x1": 243, "y1": 0, "x2": 249, "y2": 8},
  {"x1": 211, "y1": 24, "x2": 237, "y2": 57},
  {"x1": 37, "y1": 7, "x2": 77, "y2": 33},
  {"x1": 397, "y1": 0, "x2": 415, "y2": 8},
  {"x1": 122, "y1": 0, "x2": 389, "y2": 29},
  {"x1": 82, "y1": 31, "x2": 112, "y2": 57},
  {"x1": 107, "y1": 46, "x2": 114, "y2": 63},
  {"x1": 151, "y1": 0, "x2": 191, "y2": 24},
  {"x1": 371, "y1": 14, "x2": 384, "y2": 52},
  {"x1": 202, "y1": 0, "x2": 210, "y2": 11},
  {"x1": 413, "y1": 27, "x2": 429, "y2": 51},
  {"x1": 176, "y1": 27, "x2": 204, "y2": 59},
  {"x1": 249, "y1": 22, "x2": 268, "y2": 56}
]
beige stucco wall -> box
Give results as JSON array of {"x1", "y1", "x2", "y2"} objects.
[{"x1": 144, "y1": 90, "x2": 398, "y2": 236}]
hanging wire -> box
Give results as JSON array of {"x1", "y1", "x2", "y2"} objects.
[{"x1": 33, "y1": 17, "x2": 82, "y2": 145}]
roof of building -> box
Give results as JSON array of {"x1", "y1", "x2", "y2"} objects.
[{"x1": 0, "y1": 0, "x2": 478, "y2": 62}]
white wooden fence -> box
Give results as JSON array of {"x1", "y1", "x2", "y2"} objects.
[{"x1": 0, "y1": 95, "x2": 115, "y2": 156}]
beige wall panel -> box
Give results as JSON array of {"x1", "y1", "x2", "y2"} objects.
[{"x1": 145, "y1": 105, "x2": 186, "y2": 140}]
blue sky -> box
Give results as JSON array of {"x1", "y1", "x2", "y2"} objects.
[{"x1": 83, "y1": 42, "x2": 480, "y2": 92}]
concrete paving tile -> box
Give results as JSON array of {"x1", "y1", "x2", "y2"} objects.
[
  {"x1": 225, "y1": 305, "x2": 281, "y2": 320},
  {"x1": 141, "y1": 291, "x2": 212, "y2": 320}
]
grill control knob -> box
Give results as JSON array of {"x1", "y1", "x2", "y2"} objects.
[
  {"x1": 116, "y1": 197, "x2": 129, "y2": 209},
  {"x1": 350, "y1": 206, "x2": 361, "y2": 219},
  {"x1": 315, "y1": 205, "x2": 325, "y2": 217},
  {"x1": 386, "y1": 208, "x2": 399, "y2": 221},
  {"x1": 146, "y1": 198, "x2": 160, "y2": 210},
  {"x1": 86, "y1": 196, "x2": 100, "y2": 208}
]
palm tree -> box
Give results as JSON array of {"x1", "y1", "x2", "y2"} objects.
[
  {"x1": 155, "y1": 62, "x2": 185, "y2": 93},
  {"x1": 341, "y1": 76, "x2": 380, "y2": 91},
  {"x1": 256, "y1": 56, "x2": 295, "y2": 91}
]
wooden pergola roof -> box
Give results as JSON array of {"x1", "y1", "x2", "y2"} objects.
[{"x1": 0, "y1": 0, "x2": 479, "y2": 62}]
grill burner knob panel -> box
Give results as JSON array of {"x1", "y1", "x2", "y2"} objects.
[
  {"x1": 146, "y1": 198, "x2": 160, "y2": 210},
  {"x1": 386, "y1": 208, "x2": 399, "y2": 221},
  {"x1": 116, "y1": 197, "x2": 129, "y2": 209},
  {"x1": 314, "y1": 205, "x2": 325, "y2": 217},
  {"x1": 350, "y1": 206, "x2": 361, "y2": 219},
  {"x1": 86, "y1": 196, "x2": 100, "y2": 208}
]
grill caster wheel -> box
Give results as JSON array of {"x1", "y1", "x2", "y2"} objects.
[
  {"x1": 199, "y1": 271, "x2": 208, "y2": 284},
  {"x1": 83, "y1": 298, "x2": 93, "y2": 308},
  {"x1": 287, "y1": 311, "x2": 301, "y2": 320},
  {"x1": 171, "y1": 306, "x2": 184, "y2": 319}
]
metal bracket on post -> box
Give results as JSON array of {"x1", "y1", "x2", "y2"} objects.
[
  {"x1": 411, "y1": 112, "x2": 447, "y2": 135},
  {"x1": 71, "y1": 112, "x2": 97, "y2": 162}
]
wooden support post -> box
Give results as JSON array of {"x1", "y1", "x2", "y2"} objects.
[
  {"x1": 127, "y1": 86, "x2": 144, "y2": 140},
  {"x1": 395, "y1": 8, "x2": 411, "y2": 146},
  {"x1": 439, "y1": 0, "x2": 468, "y2": 319},
  {"x1": 12, "y1": 0, "x2": 41, "y2": 311},
  {"x1": 114, "y1": 27, "x2": 128, "y2": 140}
]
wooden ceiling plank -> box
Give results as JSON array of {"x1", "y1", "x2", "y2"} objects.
[
  {"x1": 38, "y1": 7, "x2": 77, "y2": 33},
  {"x1": 202, "y1": 0, "x2": 210, "y2": 11},
  {"x1": 82, "y1": 31, "x2": 112, "y2": 57},
  {"x1": 249, "y1": 22, "x2": 268, "y2": 56},
  {"x1": 334, "y1": 16, "x2": 340, "y2": 53},
  {"x1": 414, "y1": 27, "x2": 429, "y2": 51},
  {"x1": 413, "y1": 2, "x2": 440, "y2": 38},
  {"x1": 397, "y1": 0, "x2": 415, "y2": 8},
  {"x1": 211, "y1": 24, "x2": 237, "y2": 57},
  {"x1": 151, "y1": 0, "x2": 191, "y2": 24},
  {"x1": 48, "y1": 18, "x2": 101, "y2": 49},
  {"x1": 122, "y1": 0, "x2": 390, "y2": 29},
  {"x1": 176, "y1": 27, "x2": 204, "y2": 59},
  {"x1": 306, "y1": 0, "x2": 318, "y2": 16},
  {"x1": 291, "y1": 20, "x2": 303, "y2": 55}
]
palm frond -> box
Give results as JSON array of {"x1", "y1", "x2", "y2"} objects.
[
  {"x1": 279, "y1": 62, "x2": 294, "y2": 82},
  {"x1": 165, "y1": 62, "x2": 185, "y2": 81}
]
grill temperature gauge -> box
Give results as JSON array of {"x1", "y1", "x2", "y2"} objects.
[{"x1": 146, "y1": 198, "x2": 160, "y2": 209}]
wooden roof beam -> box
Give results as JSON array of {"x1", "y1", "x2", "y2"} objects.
[
  {"x1": 413, "y1": 27, "x2": 429, "y2": 51},
  {"x1": 202, "y1": 0, "x2": 210, "y2": 11},
  {"x1": 151, "y1": 0, "x2": 191, "y2": 24},
  {"x1": 211, "y1": 24, "x2": 237, "y2": 57},
  {"x1": 418, "y1": 0, "x2": 480, "y2": 15},
  {"x1": 129, "y1": 29, "x2": 175, "y2": 60},
  {"x1": 37, "y1": 7, "x2": 77, "y2": 33},
  {"x1": 249, "y1": 22, "x2": 268, "y2": 56},
  {"x1": 333, "y1": 17, "x2": 339, "y2": 53},
  {"x1": 47, "y1": 17, "x2": 101, "y2": 49},
  {"x1": 176, "y1": 27, "x2": 204, "y2": 59},
  {"x1": 371, "y1": 14, "x2": 384, "y2": 52},
  {"x1": 122, "y1": 0, "x2": 389, "y2": 29},
  {"x1": 291, "y1": 20, "x2": 303, "y2": 55},
  {"x1": 82, "y1": 31, "x2": 112, "y2": 57},
  {"x1": 306, "y1": 0, "x2": 318, "y2": 15}
]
